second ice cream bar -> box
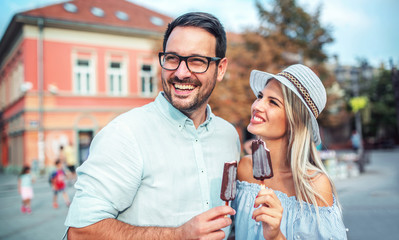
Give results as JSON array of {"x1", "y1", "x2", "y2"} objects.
[
  {"x1": 220, "y1": 161, "x2": 238, "y2": 202},
  {"x1": 252, "y1": 139, "x2": 273, "y2": 180}
]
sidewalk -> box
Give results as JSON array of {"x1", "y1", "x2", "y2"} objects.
[
  {"x1": 0, "y1": 171, "x2": 75, "y2": 240},
  {"x1": 333, "y1": 147, "x2": 399, "y2": 239},
  {"x1": 333, "y1": 146, "x2": 399, "y2": 196},
  {"x1": 1, "y1": 147, "x2": 397, "y2": 239},
  {"x1": 320, "y1": 148, "x2": 374, "y2": 181}
]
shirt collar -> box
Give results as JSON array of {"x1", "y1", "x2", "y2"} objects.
[
  {"x1": 202, "y1": 106, "x2": 213, "y2": 131},
  {"x1": 154, "y1": 92, "x2": 214, "y2": 131}
]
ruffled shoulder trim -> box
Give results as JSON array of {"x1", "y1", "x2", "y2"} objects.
[{"x1": 237, "y1": 180, "x2": 340, "y2": 214}]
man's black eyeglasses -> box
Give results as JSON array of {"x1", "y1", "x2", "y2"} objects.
[{"x1": 158, "y1": 52, "x2": 221, "y2": 73}]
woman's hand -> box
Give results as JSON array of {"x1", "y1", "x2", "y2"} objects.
[{"x1": 253, "y1": 188, "x2": 286, "y2": 240}]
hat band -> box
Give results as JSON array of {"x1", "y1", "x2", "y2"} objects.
[{"x1": 277, "y1": 71, "x2": 319, "y2": 118}]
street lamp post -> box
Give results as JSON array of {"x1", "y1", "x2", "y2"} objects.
[
  {"x1": 390, "y1": 59, "x2": 399, "y2": 137},
  {"x1": 335, "y1": 60, "x2": 373, "y2": 145},
  {"x1": 37, "y1": 18, "x2": 45, "y2": 172},
  {"x1": 335, "y1": 61, "x2": 372, "y2": 173},
  {"x1": 350, "y1": 67, "x2": 363, "y2": 152}
]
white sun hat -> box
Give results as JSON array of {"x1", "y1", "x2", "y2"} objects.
[{"x1": 250, "y1": 64, "x2": 326, "y2": 146}]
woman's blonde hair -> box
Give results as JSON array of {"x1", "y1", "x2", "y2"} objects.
[{"x1": 280, "y1": 82, "x2": 340, "y2": 217}]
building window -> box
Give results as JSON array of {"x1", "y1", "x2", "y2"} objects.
[
  {"x1": 141, "y1": 64, "x2": 155, "y2": 96},
  {"x1": 91, "y1": 7, "x2": 105, "y2": 17},
  {"x1": 115, "y1": 11, "x2": 129, "y2": 21},
  {"x1": 0, "y1": 79, "x2": 5, "y2": 109},
  {"x1": 9, "y1": 62, "x2": 24, "y2": 103},
  {"x1": 74, "y1": 58, "x2": 95, "y2": 95},
  {"x1": 107, "y1": 61, "x2": 127, "y2": 96},
  {"x1": 64, "y1": 3, "x2": 78, "y2": 13}
]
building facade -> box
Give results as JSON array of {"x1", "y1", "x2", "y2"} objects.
[{"x1": 0, "y1": 0, "x2": 172, "y2": 172}]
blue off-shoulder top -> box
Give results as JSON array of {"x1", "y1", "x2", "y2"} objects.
[{"x1": 232, "y1": 181, "x2": 348, "y2": 240}]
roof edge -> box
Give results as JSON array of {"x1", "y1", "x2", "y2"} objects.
[
  {"x1": 0, "y1": 15, "x2": 23, "y2": 69},
  {"x1": 16, "y1": 14, "x2": 164, "y2": 38},
  {"x1": 0, "y1": 13, "x2": 164, "y2": 67}
]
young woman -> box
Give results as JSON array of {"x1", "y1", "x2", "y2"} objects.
[
  {"x1": 18, "y1": 166, "x2": 34, "y2": 213},
  {"x1": 233, "y1": 64, "x2": 347, "y2": 239}
]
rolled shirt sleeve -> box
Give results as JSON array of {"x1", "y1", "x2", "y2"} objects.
[{"x1": 65, "y1": 118, "x2": 143, "y2": 227}]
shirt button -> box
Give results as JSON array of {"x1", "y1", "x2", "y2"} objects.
[{"x1": 195, "y1": 139, "x2": 198, "y2": 142}]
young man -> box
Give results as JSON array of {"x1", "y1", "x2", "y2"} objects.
[{"x1": 65, "y1": 12, "x2": 240, "y2": 240}]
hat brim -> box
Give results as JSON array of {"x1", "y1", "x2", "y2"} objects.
[{"x1": 249, "y1": 70, "x2": 321, "y2": 145}]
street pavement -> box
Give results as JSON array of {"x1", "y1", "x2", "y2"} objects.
[
  {"x1": 0, "y1": 147, "x2": 398, "y2": 240},
  {"x1": 334, "y1": 147, "x2": 399, "y2": 240},
  {"x1": 0, "y1": 172, "x2": 75, "y2": 240}
]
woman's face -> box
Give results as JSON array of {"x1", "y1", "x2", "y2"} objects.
[{"x1": 247, "y1": 79, "x2": 288, "y2": 141}]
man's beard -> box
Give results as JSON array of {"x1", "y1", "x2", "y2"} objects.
[{"x1": 161, "y1": 71, "x2": 218, "y2": 115}]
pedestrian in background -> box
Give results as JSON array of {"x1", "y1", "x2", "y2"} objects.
[
  {"x1": 58, "y1": 145, "x2": 66, "y2": 164},
  {"x1": 351, "y1": 130, "x2": 361, "y2": 153},
  {"x1": 18, "y1": 165, "x2": 34, "y2": 214},
  {"x1": 64, "y1": 142, "x2": 77, "y2": 183},
  {"x1": 50, "y1": 159, "x2": 70, "y2": 209}
]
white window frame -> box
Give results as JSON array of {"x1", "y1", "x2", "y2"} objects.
[
  {"x1": 9, "y1": 62, "x2": 24, "y2": 103},
  {"x1": 140, "y1": 63, "x2": 157, "y2": 97},
  {"x1": 106, "y1": 54, "x2": 128, "y2": 96},
  {"x1": 72, "y1": 50, "x2": 97, "y2": 95}
]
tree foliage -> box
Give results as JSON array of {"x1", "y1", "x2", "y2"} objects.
[
  {"x1": 255, "y1": 0, "x2": 333, "y2": 63},
  {"x1": 363, "y1": 68, "x2": 398, "y2": 141},
  {"x1": 210, "y1": 0, "x2": 342, "y2": 138}
]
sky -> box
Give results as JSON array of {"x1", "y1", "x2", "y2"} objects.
[{"x1": 0, "y1": 0, "x2": 398, "y2": 68}]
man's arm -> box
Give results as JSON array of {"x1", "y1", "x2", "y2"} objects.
[
  {"x1": 68, "y1": 205, "x2": 235, "y2": 240},
  {"x1": 68, "y1": 219, "x2": 181, "y2": 240}
]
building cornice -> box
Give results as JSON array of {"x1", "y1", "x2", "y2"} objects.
[
  {"x1": 0, "y1": 13, "x2": 164, "y2": 68},
  {"x1": 15, "y1": 14, "x2": 164, "y2": 39}
]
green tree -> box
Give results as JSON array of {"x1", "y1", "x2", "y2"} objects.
[
  {"x1": 255, "y1": 0, "x2": 333, "y2": 63},
  {"x1": 210, "y1": 0, "x2": 343, "y2": 140},
  {"x1": 363, "y1": 68, "x2": 398, "y2": 143}
]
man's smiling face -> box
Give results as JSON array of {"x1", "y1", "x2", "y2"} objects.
[{"x1": 161, "y1": 26, "x2": 220, "y2": 115}]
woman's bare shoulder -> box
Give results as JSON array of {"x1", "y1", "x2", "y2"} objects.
[{"x1": 310, "y1": 172, "x2": 334, "y2": 206}]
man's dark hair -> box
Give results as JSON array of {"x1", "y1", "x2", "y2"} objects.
[{"x1": 162, "y1": 12, "x2": 227, "y2": 58}]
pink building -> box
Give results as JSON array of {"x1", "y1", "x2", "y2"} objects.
[{"x1": 0, "y1": 0, "x2": 172, "y2": 172}]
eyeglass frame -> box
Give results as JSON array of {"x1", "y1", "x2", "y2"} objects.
[{"x1": 158, "y1": 52, "x2": 222, "y2": 73}]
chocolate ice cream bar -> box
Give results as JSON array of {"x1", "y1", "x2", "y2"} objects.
[
  {"x1": 252, "y1": 139, "x2": 273, "y2": 181},
  {"x1": 220, "y1": 161, "x2": 238, "y2": 202}
]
